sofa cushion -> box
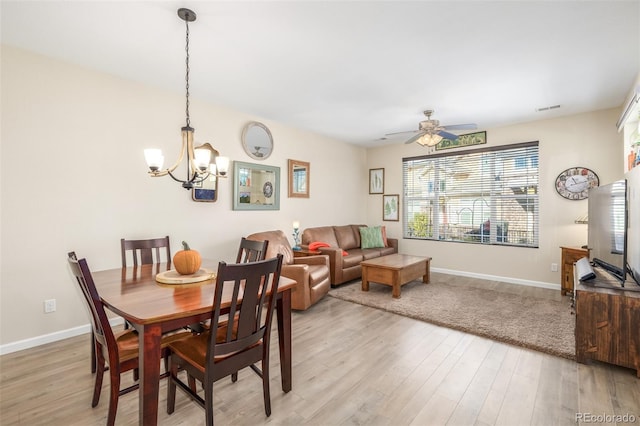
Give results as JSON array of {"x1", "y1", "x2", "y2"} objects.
[
  {"x1": 350, "y1": 224, "x2": 367, "y2": 247},
  {"x1": 359, "y1": 226, "x2": 386, "y2": 249},
  {"x1": 334, "y1": 225, "x2": 359, "y2": 250},
  {"x1": 302, "y1": 226, "x2": 339, "y2": 247},
  {"x1": 342, "y1": 250, "x2": 364, "y2": 268}
]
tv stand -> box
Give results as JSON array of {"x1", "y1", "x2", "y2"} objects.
[{"x1": 574, "y1": 267, "x2": 640, "y2": 377}]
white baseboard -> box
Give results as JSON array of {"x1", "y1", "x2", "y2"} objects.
[
  {"x1": 0, "y1": 317, "x2": 124, "y2": 356},
  {"x1": 432, "y1": 267, "x2": 560, "y2": 291}
]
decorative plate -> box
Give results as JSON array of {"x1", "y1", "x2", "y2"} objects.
[
  {"x1": 155, "y1": 268, "x2": 216, "y2": 284},
  {"x1": 263, "y1": 181, "x2": 273, "y2": 198},
  {"x1": 554, "y1": 167, "x2": 599, "y2": 200}
]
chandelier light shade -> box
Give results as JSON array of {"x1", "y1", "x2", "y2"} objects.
[
  {"x1": 416, "y1": 133, "x2": 444, "y2": 147},
  {"x1": 144, "y1": 8, "x2": 229, "y2": 190}
]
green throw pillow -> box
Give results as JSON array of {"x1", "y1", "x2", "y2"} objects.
[{"x1": 359, "y1": 226, "x2": 385, "y2": 249}]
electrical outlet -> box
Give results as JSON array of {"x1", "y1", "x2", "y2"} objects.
[
  {"x1": 551, "y1": 263, "x2": 558, "y2": 272},
  {"x1": 44, "y1": 299, "x2": 56, "y2": 313}
]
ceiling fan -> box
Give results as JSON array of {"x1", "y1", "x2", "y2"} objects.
[{"x1": 387, "y1": 110, "x2": 477, "y2": 147}]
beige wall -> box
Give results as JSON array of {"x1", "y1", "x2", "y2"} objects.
[
  {"x1": 0, "y1": 45, "x2": 626, "y2": 351},
  {"x1": 366, "y1": 109, "x2": 624, "y2": 286},
  {"x1": 0, "y1": 46, "x2": 366, "y2": 347}
]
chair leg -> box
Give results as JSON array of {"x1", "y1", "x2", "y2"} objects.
[
  {"x1": 231, "y1": 372, "x2": 238, "y2": 382},
  {"x1": 262, "y1": 357, "x2": 271, "y2": 417},
  {"x1": 107, "y1": 366, "x2": 121, "y2": 426},
  {"x1": 188, "y1": 374, "x2": 197, "y2": 393},
  {"x1": 204, "y1": 382, "x2": 214, "y2": 426},
  {"x1": 92, "y1": 361, "x2": 105, "y2": 407},
  {"x1": 167, "y1": 356, "x2": 178, "y2": 415}
]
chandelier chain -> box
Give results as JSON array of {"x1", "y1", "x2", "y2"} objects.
[{"x1": 184, "y1": 17, "x2": 191, "y2": 127}]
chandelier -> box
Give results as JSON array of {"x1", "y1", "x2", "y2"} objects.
[{"x1": 144, "y1": 8, "x2": 229, "y2": 190}]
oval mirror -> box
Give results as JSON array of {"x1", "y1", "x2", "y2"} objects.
[{"x1": 241, "y1": 121, "x2": 273, "y2": 161}]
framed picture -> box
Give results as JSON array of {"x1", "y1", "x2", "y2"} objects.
[
  {"x1": 436, "y1": 131, "x2": 487, "y2": 151},
  {"x1": 192, "y1": 143, "x2": 218, "y2": 202},
  {"x1": 288, "y1": 159, "x2": 310, "y2": 198},
  {"x1": 383, "y1": 194, "x2": 399, "y2": 221},
  {"x1": 369, "y1": 168, "x2": 384, "y2": 194},
  {"x1": 233, "y1": 161, "x2": 280, "y2": 210}
]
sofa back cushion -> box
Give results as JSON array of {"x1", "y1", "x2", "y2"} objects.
[
  {"x1": 333, "y1": 225, "x2": 359, "y2": 250},
  {"x1": 359, "y1": 226, "x2": 386, "y2": 249},
  {"x1": 302, "y1": 226, "x2": 339, "y2": 247},
  {"x1": 350, "y1": 224, "x2": 367, "y2": 247},
  {"x1": 247, "y1": 230, "x2": 294, "y2": 265}
]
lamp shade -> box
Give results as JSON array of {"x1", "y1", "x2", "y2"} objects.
[
  {"x1": 215, "y1": 156, "x2": 230, "y2": 176},
  {"x1": 144, "y1": 149, "x2": 164, "y2": 171}
]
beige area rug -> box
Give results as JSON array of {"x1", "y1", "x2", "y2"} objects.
[{"x1": 329, "y1": 273, "x2": 576, "y2": 360}]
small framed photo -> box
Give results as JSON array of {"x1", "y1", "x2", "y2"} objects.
[
  {"x1": 369, "y1": 168, "x2": 384, "y2": 194},
  {"x1": 383, "y1": 194, "x2": 399, "y2": 221}
]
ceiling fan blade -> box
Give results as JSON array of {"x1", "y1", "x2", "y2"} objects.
[
  {"x1": 386, "y1": 129, "x2": 420, "y2": 137},
  {"x1": 442, "y1": 123, "x2": 477, "y2": 131},
  {"x1": 405, "y1": 132, "x2": 426, "y2": 144},
  {"x1": 438, "y1": 130, "x2": 459, "y2": 140}
]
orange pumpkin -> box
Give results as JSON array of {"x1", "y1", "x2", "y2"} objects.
[{"x1": 173, "y1": 241, "x2": 201, "y2": 275}]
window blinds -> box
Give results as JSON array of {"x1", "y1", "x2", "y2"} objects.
[{"x1": 402, "y1": 141, "x2": 539, "y2": 247}]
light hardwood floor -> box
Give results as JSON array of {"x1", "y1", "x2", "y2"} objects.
[{"x1": 1, "y1": 285, "x2": 639, "y2": 425}]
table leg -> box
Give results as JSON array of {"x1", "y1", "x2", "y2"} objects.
[
  {"x1": 276, "y1": 288, "x2": 292, "y2": 392},
  {"x1": 423, "y1": 259, "x2": 431, "y2": 284},
  {"x1": 138, "y1": 323, "x2": 162, "y2": 426},
  {"x1": 362, "y1": 267, "x2": 369, "y2": 292},
  {"x1": 392, "y1": 273, "x2": 401, "y2": 298}
]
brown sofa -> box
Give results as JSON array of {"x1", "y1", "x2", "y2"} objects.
[
  {"x1": 301, "y1": 224, "x2": 398, "y2": 286},
  {"x1": 247, "y1": 230, "x2": 331, "y2": 311}
]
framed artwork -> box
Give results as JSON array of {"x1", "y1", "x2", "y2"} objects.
[
  {"x1": 192, "y1": 143, "x2": 218, "y2": 202},
  {"x1": 436, "y1": 131, "x2": 487, "y2": 151},
  {"x1": 288, "y1": 159, "x2": 310, "y2": 198},
  {"x1": 383, "y1": 194, "x2": 399, "y2": 221},
  {"x1": 233, "y1": 161, "x2": 280, "y2": 210},
  {"x1": 369, "y1": 168, "x2": 384, "y2": 194}
]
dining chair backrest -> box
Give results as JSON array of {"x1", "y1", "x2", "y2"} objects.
[
  {"x1": 121, "y1": 236, "x2": 171, "y2": 267},
  {"x1": 236, "y1": 237, "x2": 269, "y2": 263},
  {"x1": 67, "y1": 252, "x2": 118, "y2": 366},
  {"x1": 208, "y1": 254, "x2": 283, "y2": 363}
]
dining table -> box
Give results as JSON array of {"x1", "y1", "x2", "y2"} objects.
[{"x1": 91, "y1": 260, "x2": 295, "y2": 426}]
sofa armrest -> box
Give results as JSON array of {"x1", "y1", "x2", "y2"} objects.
[
  {"x1": 281, "y1": 264, "x2": 311, "y2": 309},
  {"x1": 387, "y1": 238, "x2": 399, "y2": 252},
  {"x1": 293, "y1": 254, "x2": 329, "y2": 267},
  {"x1": 316, "y1": 247, "x2": 344, "y2": 285}
]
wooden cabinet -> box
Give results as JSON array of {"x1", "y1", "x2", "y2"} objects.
[
  {"x1": 574, "y1": 271, "x2": 640, "y2": 377},
  {"x1": 560, "y1": 246, "x2": 588, "y2": 295}
]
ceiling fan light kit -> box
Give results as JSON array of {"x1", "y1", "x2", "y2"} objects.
[{"x1": 387, "y1": 109, "x2": 478, "y2": 147}]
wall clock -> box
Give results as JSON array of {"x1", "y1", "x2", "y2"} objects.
[
  {"x1": 555, "y1": 167, "x2": 599, "y2": 200},
  {"x1": 263, "y1": 181, "x2": 273, "y2": 198}
]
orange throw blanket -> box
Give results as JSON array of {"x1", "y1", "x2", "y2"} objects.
[{"x1": 308, "y1": 241, "x2": 348, "y2": 256}]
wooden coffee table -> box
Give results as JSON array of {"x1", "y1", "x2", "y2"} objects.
[{"x1": 361, "y1": 254, "x2": 431, "y2": 298}]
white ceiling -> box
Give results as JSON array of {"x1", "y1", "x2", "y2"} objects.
[{"x1": 2, "y1": 1, "x2": 639, "y2": 147}]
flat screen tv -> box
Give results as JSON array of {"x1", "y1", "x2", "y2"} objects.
[{"x1": 587, "y1": 179, "x2": 628, "y2": 284}]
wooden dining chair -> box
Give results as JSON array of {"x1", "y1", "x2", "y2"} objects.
[
  {"x1": 86, "y1": 235, "x2": 172, "y2": 374},
  {"x1": 68, "y1": 252, "x2": 188, "y2": 426},
  {"x1": 121, "y1": 236, "x2": 171, "y2": 267},
  {"x1": 236, "y1": 237, "x2": 269, "y2": 263},
  {"x1": 166, "y1": 254, "x2": 284, "y2": 426}
]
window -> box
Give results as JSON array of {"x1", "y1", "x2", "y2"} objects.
[{"x1": 403, "y1": 141, "x2": 539, "y2": 247}]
